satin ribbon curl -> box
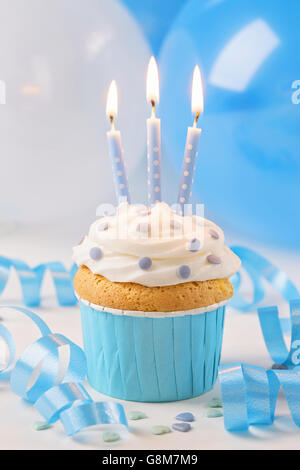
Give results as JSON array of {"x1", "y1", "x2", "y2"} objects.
[
  {"x1": 220, "y1": 246, "x2": 300, "y2": 431},
  {"x1": 230, "y1": 246, "x2": 299, "y2": 312},
  {"x1": 220, "y1": 300, "x2": 300, "y2": 431},
  {"x1": 258, "y1": 299, "x2": 300, "y2": 366},
  {"x1": 0, "y1": 256, "x2": 77, "y2": 307},
  {"x1": 219, "y1": 363, "x2": 300, "y2": 431},
  {"x1": 0, "y1": 305, "x2": 128, "y2": 437}
]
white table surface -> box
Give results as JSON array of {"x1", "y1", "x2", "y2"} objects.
[{"x1": 0, "y1": 222, "x2": 300, "y2": 450}]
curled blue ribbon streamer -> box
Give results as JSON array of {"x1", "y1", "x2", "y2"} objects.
[
  {"x1": 60, "y1": 402, "x2": 129, "y2": 437},
  {"x1": 0, "y1": 305, "x2": 128, "y2": 436},
  {"x1": 230, "y1": 246, "x2": 299, "y2": 312},
  {"x1": 258, "y1": 299, "x2": 300, "y2": 367},
  {"x1": 219, "y1": 363, "x2": 300, "y2": 431},
  {"x1": 0, "y1": 305, "x2": 51, "y2": 380},
  {"x1": 0, "y1": 324, "x2": 15, "y2": 380},
  {"x1": 0, "y1": 256, "x2": 77, "y2": 307},
  {"x1": 220, "y1": 300, "x2": 300, "y2": 431},
  {"x1": 35, "y1": 383, "x2": 93, "y2": 423},
  {"x1": 10, "y1": 333, "x2": 86, "y2": 403}
]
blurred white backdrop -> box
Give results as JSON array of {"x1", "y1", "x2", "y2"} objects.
[{"x1": 0, "y1": 0, "x2": 150, "y2": 232}]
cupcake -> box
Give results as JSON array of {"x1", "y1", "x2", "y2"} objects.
[{"x1": 73, "y1": 202, "x2": 240, "y2": 402}]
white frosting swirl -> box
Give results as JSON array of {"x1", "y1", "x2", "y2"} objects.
[{"x1": 72, "y1": 202, "x2": 241, "y2": 287}]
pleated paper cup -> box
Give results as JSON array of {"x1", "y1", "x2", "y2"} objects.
[{"x1": 78, "y1": 297, "x2": 227, "y2": 402}]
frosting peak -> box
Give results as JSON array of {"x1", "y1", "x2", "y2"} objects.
[{"x1": 72, "y1": 202, "x2": 240, "y2": 287}]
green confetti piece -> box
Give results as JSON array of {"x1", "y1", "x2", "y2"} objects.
[
  {"x1": 128, "y1": 410, "x2": 147, "y2": 421},
  {"x1": 103, "y1": 431, "x2": 120, "y2": 443},
  {"x1": 206, "y1": 409, "x2": 223, "y2": 418},
  {"x1": 208, "y1": 398, "x2": 223, "y2": 408},
  {"x1": 33, "y1": 421, "x2": 52, "y2": 431},
  {"x1": 152, "y1": 425, "x2": 171, "y2": 435}
]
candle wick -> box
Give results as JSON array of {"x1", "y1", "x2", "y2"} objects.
[
  {"x1": 151, "y1": 99, "x2": 156, "y2": 118},
  {"x1": 193, "y1": 111, "x2": 200, "y2": 128},
  {"x1": 110, "y1": 115, "x2": 115, "y2": 131}
]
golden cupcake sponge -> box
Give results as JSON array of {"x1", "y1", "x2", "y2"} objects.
[{"x1": 74, "y1": 265, "x2": 234, "y2": 312}]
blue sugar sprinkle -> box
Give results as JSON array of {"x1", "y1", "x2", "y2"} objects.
[
  {"x1": 177, "y1": 265, "x2": 191, "y2": 280},
  {"x1": 209, "y1": 228, "x2": 219, "y2": 240},
  {"x1": 207, "y1": 254, "x2": 221, "y2": 265},
  {"x1": 175, "y1": 412, "x2": 195, "y2": 422},
  {"x1": 172, "y1": 422, "x2": 191, "y2": 432},
  {"x1": 89, "y1": 247, "x2": 102, "y2": 261},
  {"x1": 138, "y1": 257, "x2": 152, "y2": 270}
]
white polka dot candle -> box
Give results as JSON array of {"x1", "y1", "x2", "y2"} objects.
[
  {"x1": 146, "y1": 57, "x2": 161, "y2": 206},
  {"x1": 106, "y1": 80, "x2": 131, "y2": 204},
  {"x1": 177, "y1": 66, "x2": 204, "y2": 214}
]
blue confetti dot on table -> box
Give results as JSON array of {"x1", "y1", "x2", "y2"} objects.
[
  {"x1": 172, "y1": 422, "x2": 191, "y2": 432},
  {"x1": 89, "y1": 247, "x2": 103, "y2": 261},
  {"x1": 177, "y1": 265, "x2": 191, "y2": 280},
  {"x1": 128, "y1": 410, "x2": 147, "y2": 420},
  {"x1": 208, "y1": 397, "x2": 223, "y2": 408},
  {"x1": 152, "y1": 425, "x2": 171, "y2": 435},
  {"x1": 207, "y1": 254, "x2": 221, "y2": 265},
  {"x1": 33, "y1": 421, "x2": 52, "y2": 431},
  {"x1": 187, "y1": 238, "x2": 201, "y2": 252},
  {"x1": 98, "y1": 222, "x2": 109, "y2": 231},
  {"x1": 103, "y1": 431, "x2": 120, "y2": 442},
  {"x1": 209, "y1": 229, "x2": 219, "y2": 240},
  {"x1": 138, "y1": 257, "x2": 152, "y2": 270},
  {"x1": 272, "y1": 363, "x2": 288, "y2": 370},
  {"x1": 175, "y1": 412, "x2": 195, "y2": 422},
  {"x1": 206, "y1": 409, "x2": 223, "y2": 418}
]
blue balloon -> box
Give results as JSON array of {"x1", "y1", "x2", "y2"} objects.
[
  {"x1": 159, "y1": 0, "x2": 300, "y2": 248},
  {"x1": 120, "y1": 0, "x2": 187, "y2": 53}
]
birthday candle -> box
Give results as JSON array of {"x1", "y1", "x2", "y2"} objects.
[
  {"x1": 106, "y1": 81, "x2": 131, "y2": 204},
  {"x1": 146, "y1": 57, "x2": 161, "y2": 206},
  {"x1": 177, "y1": 66, "x2": 204, "y2": 214}
]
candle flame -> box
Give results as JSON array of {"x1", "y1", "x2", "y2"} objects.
[
  {"x1": 191, "y1": 65, "x2": 204, "y2": 115},
  {"x1": 106, "y1": 80, "x2": 118, "y2": 118},
  {"x1": 146, "y1": 56, "x2": 159, "y2": 104}
]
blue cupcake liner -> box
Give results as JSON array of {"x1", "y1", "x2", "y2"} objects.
[{"x1": 79, "y1": 299, "x2": 226, "y2": 402}]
